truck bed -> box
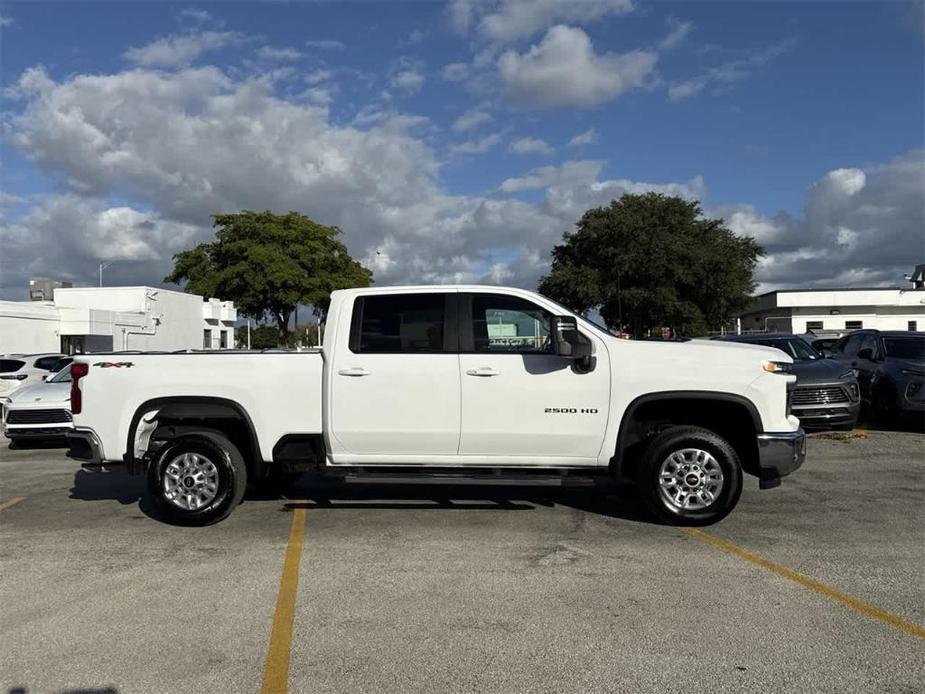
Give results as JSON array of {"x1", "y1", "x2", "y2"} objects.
[{"x1": 71, "y1": 351, "x2": 324, "y2": 462}]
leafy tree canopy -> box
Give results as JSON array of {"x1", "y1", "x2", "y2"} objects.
[
  {"x1": 166, "y1": 210, "x2": 372, "y2": 342},
  {"x1": 539, "y1": 193, "x2": 763, "y2": 336}
]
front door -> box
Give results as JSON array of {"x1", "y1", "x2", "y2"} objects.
[
  {"x1": 457, "y1": 293, "x2": 610, "y2": 461},
  {"x1": 329, "y1": 291, "x2": 461, "y2": 457}
]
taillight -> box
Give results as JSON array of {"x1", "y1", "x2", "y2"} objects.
[{"x1": 70, "y1": 362, "x2": 89, "y2": 414}]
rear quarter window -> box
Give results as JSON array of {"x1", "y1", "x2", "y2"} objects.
[{"x1": 0, "y1": 359, "x2": 25, "y2": 373}]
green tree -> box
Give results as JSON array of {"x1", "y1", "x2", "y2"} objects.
[
  {"x1": 166, "y1": 211, "x2": 372, "y2": 343},
  {"x1": 539, "y1": 193, "x2": 763, "y2": 337}
]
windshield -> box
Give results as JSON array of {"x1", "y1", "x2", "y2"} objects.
[
  {"x1": 883, "y1": 337, "x2": 925, "y2": 360},
  {"x1": 49, "y1": 368, "x2": 72, "y2": 383},
  {"x1": 743, "y1": 338, "x2": 822, "y2": 360}
]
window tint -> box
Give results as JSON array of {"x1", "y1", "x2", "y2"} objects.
[
  {"x1": 909, "y1": 321, "x2": 918, "y2": 332},
  {"x1": 845, "y1": 320, "x2": 863, "y2": 330},
  {"x1": 33, "y1": 356, "x2": 62, "y2": 371},
  {"x1": 840, "y1": 334, "x2": 863, "y2": 357},
  {"x1": 357, "y1": 294, "x2": 447, "y2": 353},
  {"x1": 805, "y1": 321, "x2": 824, "y2": 331},
  {"x1": 0, "y1": 359, "x2": 25, "y2": 373},
  {"x1": 858, "y1": 333, "x2": 879, "y2": 357},
  {"x1": 883, "y1": 337, "x2": 925, "y2": 360},
  {"x1": 471, "y1": 295, "x2": 552, "y2": 353},
  {"x1": 203, "y1": 329, "x2": 212, "y2": 349},
  {"x1": 219, "y1": 331, "x2": 228, "y2": 349}
]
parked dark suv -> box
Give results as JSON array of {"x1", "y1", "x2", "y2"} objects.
[
  {"x1": 716, "y1": 333, "x2": 860, "y2": 430},
  {"x1": 830, "y1": 330, "x2": 925, "y2": 423}
]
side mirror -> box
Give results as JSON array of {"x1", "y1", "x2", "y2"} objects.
[
  {"x1": 42, "y1": 375, "x2": 49, "y2": 381},
  {"x1": 856, "y1": 348, "x2": 876, "y2": 361},
  {"x1": 551, "y1": 315, "x2": 592, "y2": 360}
]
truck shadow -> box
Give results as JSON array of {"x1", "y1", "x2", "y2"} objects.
[
  {"x1": 69, "y1": 470, "x2": 656, "y2": 525},
  {"x1": 281, "y1": 478, "x2": 655, "y2": 524}
]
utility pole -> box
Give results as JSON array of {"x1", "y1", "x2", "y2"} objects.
[
  {"x1": 99, "y1": 261, "x2": 114, "y2": 287},
  {"x1": 247, "y1": 319, "x2": 251, "y2": 350}
]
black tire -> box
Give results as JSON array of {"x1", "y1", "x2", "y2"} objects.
[
  {"x1": 635, "y1": 425, "x2": 743, "y2": 526},
  {"x1": 251, "y1": 467, "x2": 303, "y2": 497},
  {"x1": 147, "y1": 432, "x2": 247, "y2": 526}
]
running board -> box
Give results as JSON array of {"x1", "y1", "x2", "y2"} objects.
[{"x1": 331, "y1": 471, "x2": 602, "y2": 487}]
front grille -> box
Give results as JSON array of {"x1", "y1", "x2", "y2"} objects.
[
  {"x1": 6, "y1": 408, "x2": 72, "y2": 425},
  {"x1": 792, "y1": 386, "x2": 849, "y2": 407}
]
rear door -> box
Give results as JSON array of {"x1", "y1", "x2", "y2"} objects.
[
  {"x1": 328, "y1": 291, "x2": 461, "y2": 457},
  {"x1": 457, "y1": 292, "x2": 610, "y2": 461}
]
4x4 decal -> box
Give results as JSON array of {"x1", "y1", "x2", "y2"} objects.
[{"x1": 92, "y1": 361, "x2": 135, "y2": 368}]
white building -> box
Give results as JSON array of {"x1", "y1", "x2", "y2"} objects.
[
  {"x1": 738, "y1": 286, "x2": 925, "y2": 335},
  {"x1": 0, "y1": 286, "x2": 236, "y2": 354}
]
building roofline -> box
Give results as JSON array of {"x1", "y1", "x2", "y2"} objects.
[{"x1": 753, "y1": 286, "x2": 921, "y2": 298}]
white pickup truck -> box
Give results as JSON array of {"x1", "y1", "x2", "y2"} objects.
[{"x1": 66, "y1": 285, "x2": 805, "y2": 526}]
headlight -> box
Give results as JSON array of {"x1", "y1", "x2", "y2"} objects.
[{"x1": 762, "y1": 360, "x2": 793, "y2": 374}]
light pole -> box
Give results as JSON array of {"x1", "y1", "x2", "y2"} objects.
[{"x1": 99, "y1": 261, "x2": 114, "y2": 287}]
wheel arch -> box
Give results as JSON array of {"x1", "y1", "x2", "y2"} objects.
[
  {"x1": 612, "y1": 391, "x2": 763, "y2": 480},
  {"x1": 124, "y1": 396, "x2": 263, "y2": 478}
]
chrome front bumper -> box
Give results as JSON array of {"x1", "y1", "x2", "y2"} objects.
[{"x1": 756, "y1": 428, "x2": 806, "y2": 489}]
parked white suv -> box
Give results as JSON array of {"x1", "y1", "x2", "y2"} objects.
[
  {"x1": 0, "y1": 353, "x2": 67, "y2": 400},
  {"x1": 2, "y1": 364, "x2": 74, "y2": 444},
  {"x1": 67, "y1": 286, "x2": 805, "y2": 526}
]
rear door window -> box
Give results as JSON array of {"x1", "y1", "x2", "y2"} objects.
[
  {"x1": 353, "y1": 293, "x2": 453, "y2": 353},
  {"x1": 33, "y1": 356, "x2": 62, "y2": 370}
]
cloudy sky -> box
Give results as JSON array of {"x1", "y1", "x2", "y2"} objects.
[{"x1": 0, "y1": 0, "x2": 923, "y2": 301}]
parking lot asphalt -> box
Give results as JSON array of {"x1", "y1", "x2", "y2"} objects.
[{"x1": 1, "y1": 428, "x2": 923, "y2": 694}]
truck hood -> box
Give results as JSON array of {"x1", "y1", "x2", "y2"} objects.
[
  {"x1": 686, "y1": 338, "x2": 792, "y2": 363},
  {"x1": 7, "y1": 380, "x2": 71, "y2": 405}
]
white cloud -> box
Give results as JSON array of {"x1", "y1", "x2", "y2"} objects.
[
  {"x1": 256, "y1": 46, "x2": 302, "y2": 62},
  {"x1": 441, "y1": 62, "x2": 470, "y2": 82},
  {"x1": 449, "y1": 0, "x2": 634, "y2": 42},
  {"x1": 568, "y1": 127, "x2": 598, "y2": 147},
  {"x1": 124, "y1": 30, "x2": 243, "y2": 68},
  {"x1": 389, "y1": 70, "x2": 425, "y2": 94},
  {"x1": 1, "y1": 14, "x2": 13, "y2": 27},
  {"x1": 449, "y1": 132, "x2": 503, "y2": 156},
  {"x1": 718, "y1": 149, "x2": 925, "y2": 291},
  {"x1": 668, "y1": 39, "x2": 795, "y2": 101},
  {"x1": 659, "y1": 18, "x2": 692, "y2": 50},
  {"x1": 304, "y1": 69, "x2": 333, "y2": 85},
  {"x1": 177, "y1": 8, "x2": 211, "y2": 24},
  {"x1": 452, "y1": 107, "x2": 493, "y2": 132},
  {"x1": 4, "y1": 62, "x2": 921, "y2": 300},
  {"x1": 500, "y1": 160, "x2": 604, "y2": 192},
  {"x1": 509, "y1": 137, "x2": 553, "y2": 155},
  {"x1": 305, "y1": 39, "x2": 345, "y2": 50},
  {"x1": 498, "y1": 26, "x2": 658, "y2": 108}
]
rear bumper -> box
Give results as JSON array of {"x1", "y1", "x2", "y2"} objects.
[
  {"x1": 756, "y1": 428, "x2": 806, "y2": 489},
  {"x1": 66, "y1": 428, "x2": 104, "y2": 465}
]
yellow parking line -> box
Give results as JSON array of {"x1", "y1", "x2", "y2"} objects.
[
  {"x1": 683, "y1": 528, "x2": 925, "y2": 640},
  {"x1": 261, "y1": 506, "x2": 307, "y2": 694},
  {"x1": 0, "y1": 496, "x2": 24, "y2": 511}
]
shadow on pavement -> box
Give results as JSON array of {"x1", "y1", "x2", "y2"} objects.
[
  {"x1": 7, "y1": 438, "x2": 69, "y2": 450},
  {"x1": 282, "y1": 477, "x2": 655, "y2": 525},
  {"x1": 67, "y1": 467, "x2": 657, "y2": 525}
]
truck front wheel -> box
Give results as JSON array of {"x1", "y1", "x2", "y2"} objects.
[
  {"x1": 147, "y1": 432, "x2": 247, "y2": 526},
  {"x1": 635, "y1": 426, "x2": 743, "y2": 526}
]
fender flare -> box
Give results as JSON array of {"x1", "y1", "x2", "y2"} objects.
[
  {"x1": 612, "y1": 390, "x2": 763, "y2": 477},
  {"x1": 123, "y1": 396, "x2": 262, "y2": 476}
]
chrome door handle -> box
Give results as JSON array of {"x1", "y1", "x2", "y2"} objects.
[
  {"x1": 338, "y1": 367, "x2": 371, "y2": 377},
  {"x1": 466, "y1": 367, "x2": 500, "y2": 377}
]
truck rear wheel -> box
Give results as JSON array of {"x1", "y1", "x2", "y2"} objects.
[
  {"x1": 147, "y1": 432, "x2": 247, "y2": 526},
  {"x1": 635, "y1": 425, "x2": 742, "y2": 526}
]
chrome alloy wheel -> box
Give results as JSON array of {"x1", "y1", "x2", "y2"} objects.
[
  {"x1": 163, "y1": 452, "x2": 220, "y2": 511},
  {"x1": 657, "y1": 448, "x2": 724, "y2": 511}
]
